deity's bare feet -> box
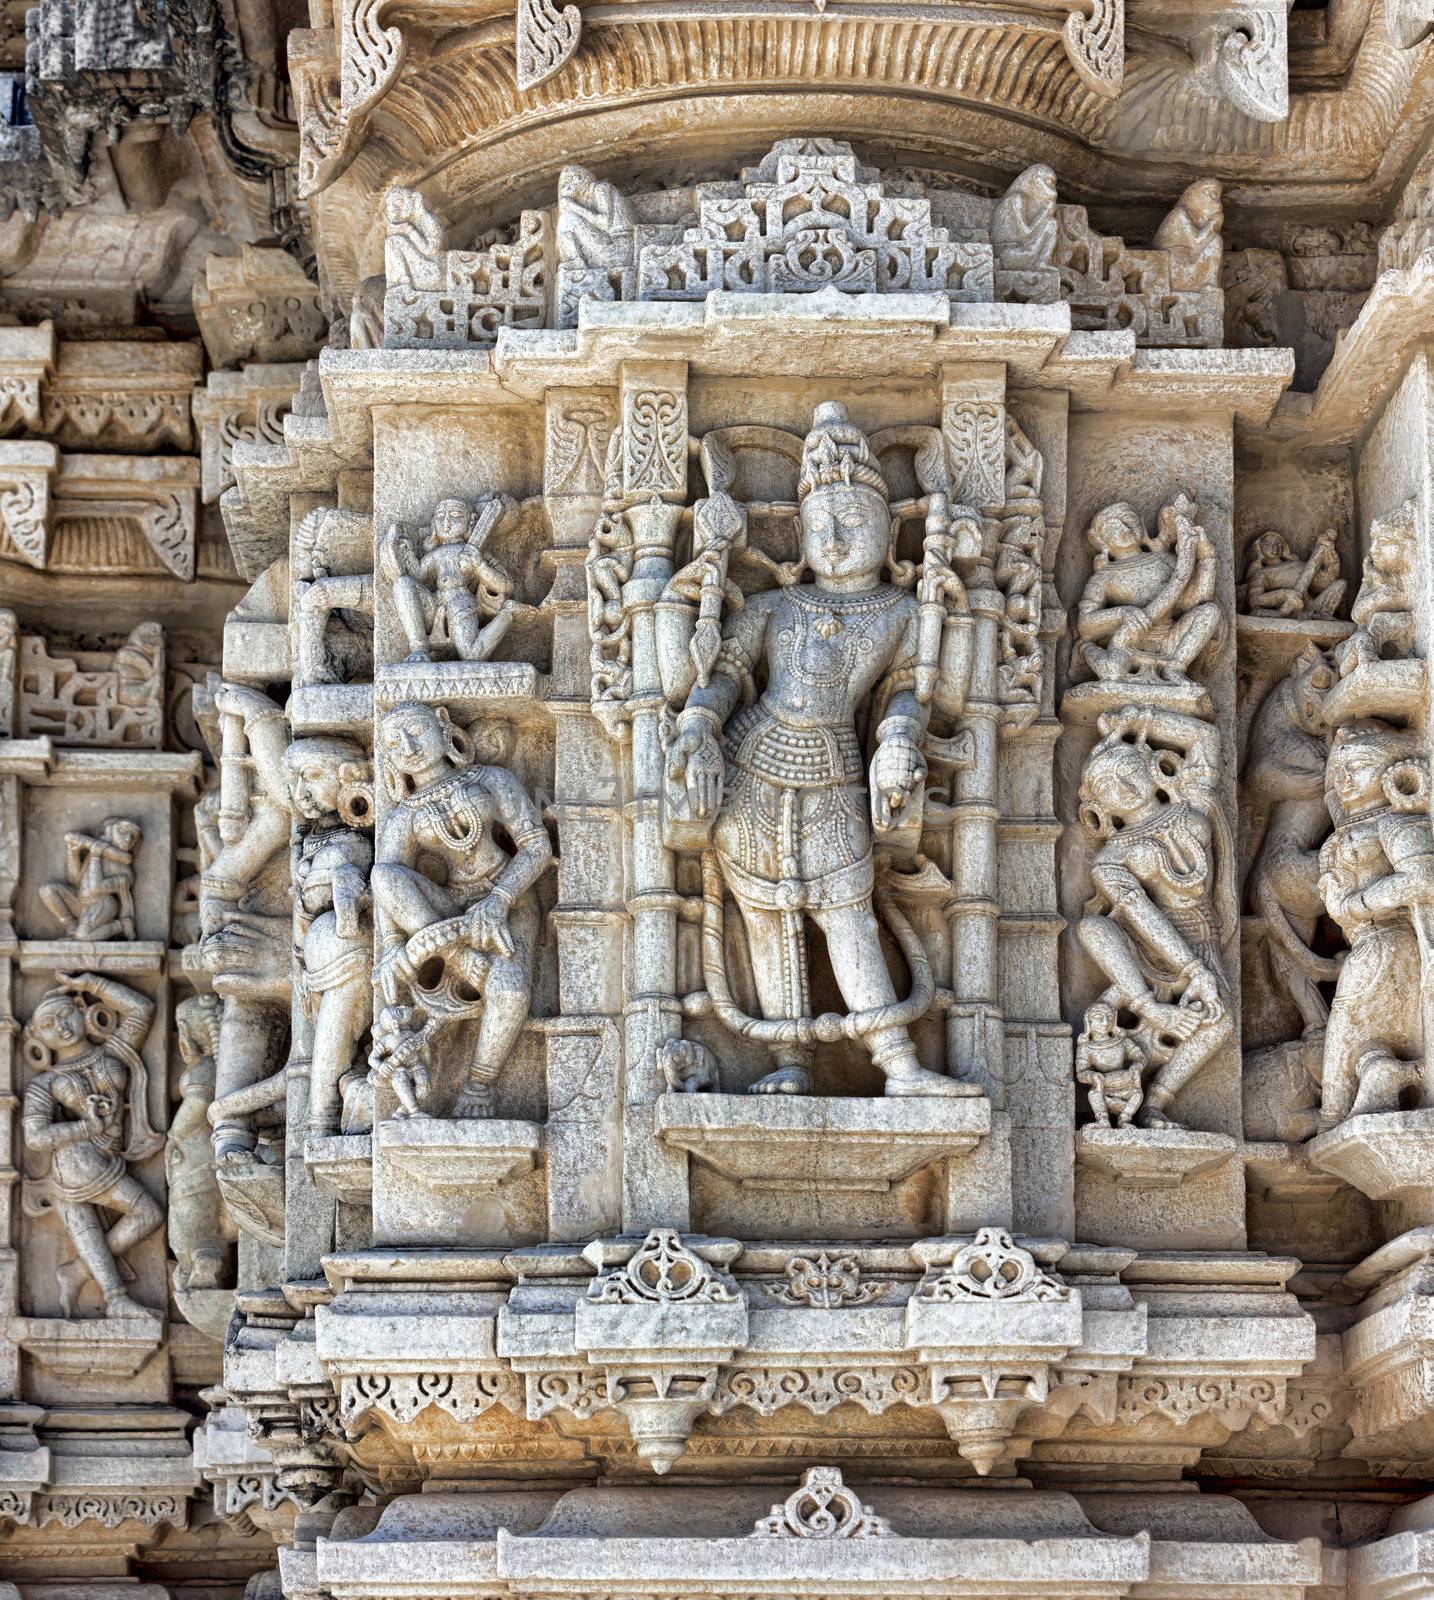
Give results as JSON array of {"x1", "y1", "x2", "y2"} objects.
[
  {"x1": 749, "y1": 1065, "x2": 810, "y2": 1095},
  {"x1": 1138, "y1": 1104, "x2": 1174, "y2": 1130},
  {"x1": 883, "y1": 1064, "x2": 982, "y2": 1098},
  {"x1": 104, "y1": 1290, "x2": 155, "y2": 1321},
  {"x1": 452, "y1": 1080, "x2": 497, "y2": 1119}
]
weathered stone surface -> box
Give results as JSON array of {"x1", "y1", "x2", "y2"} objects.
[{"x1": 3, "y1": 2, "x2": 1434, "y2": 1596}]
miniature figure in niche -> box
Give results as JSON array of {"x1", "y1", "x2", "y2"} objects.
[
  {"x1": 371, "y1": 701, "x2": 551, "y2": 1118},
  {"x1": 1075, "y1": 1002, "x2": 1146, "y2": 1128},
  {"x1": 21, "y1": 972, "x2": 164, "y2": 1319},
  {"x1": 1076, "y1": 496, "x2": 1223, "y2": 690},
  {"x1": 380, "y1": 492, "x2": 519, "y2": 664},
  {"x1": 40, "y1": 818, "x2": 142, "y2": 942},
  {"x1": 1240, "y1": 528, "x2": 1345, "y2": 620},
  {"x1": 663, "y1": 401, "x2": 977, "y2": 1098}
]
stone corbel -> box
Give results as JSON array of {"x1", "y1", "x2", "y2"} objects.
[
  {"x1": 0, "y1": 324, "x2": 56, "y2": 433},
  {"x1": 53, "y1": 454, "x2": 201, "y2": 580},
  {"x1": 0, "y1": 441, "x2": 57, "y2": 569},
  {"x1": 517, "y1": 0, "x2": 582, "y2": 90},
  {"x1": 1212, "y1": 1, "x2": 1289, "y2": 122},
  {"x1": 904, "y1": 1230, "x2": 1085, "y2": 1475},
  {"x1": 287, "y1": 0, "x2": 408, "y2": 198},
  {"x1": 193, "y1": 248, "x2": 328, "y2": 369},
  {"x1": 1342, "y1": 1233, "x2": 1434, "y2": 1470},
  {"x1": 193, "y1": 1392, "x2": 300, "y2": 1540},
  {"x1": 570, "y1": 1230, "x2": 747, "y2": 1473},
  {"x1": 194, "y1": 365, "x2": 304, "y2": 505}
]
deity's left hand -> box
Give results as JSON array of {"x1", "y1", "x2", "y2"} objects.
[
  {"x1": 870, "y1": 735, "x2": 926, "y2": 831},
  {"x1": 467, "y1": 896, "x2": 515, "y2": 960}
]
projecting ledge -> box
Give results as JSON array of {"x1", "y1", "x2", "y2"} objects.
[{"x1": 656, "y1": 1093, "x2": 991, "y2": 1193}]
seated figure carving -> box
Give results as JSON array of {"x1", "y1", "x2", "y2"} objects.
[
  {"x1": 1240, "y1": 528, "x2": 1345, "y2": 620},
  {"x1": 1076, "y1": 495, "x2": 1223, "y2": 693},
  {"x1": 990, "y1": 164, "x2": 1059, "y2": 288},
  {"x1": 371, "y1": 701, "x2": 551, "y2": 1118}
]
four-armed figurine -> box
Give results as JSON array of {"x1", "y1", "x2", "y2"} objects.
[
  {"x1": 40, "y1": 819, "x2": 142, "y2": 942},
  {"x1": 21, "y1": 972, "x2": 164, "y2": 1319},
  {"x1": 381, "y1": 493, "x2": 518, "y2": 664},
  {"x1": 1076, "y1": 496, "x2": 1223, "y2": 690},
  {"x1": 663, "y1": 401, "x2": 976, "y2": 1098},
  {"x1": 371, "y1": 701, "x2": 552, "y2": 1118}
]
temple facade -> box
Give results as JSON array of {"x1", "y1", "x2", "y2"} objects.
[{"x1": 3, "y1": 2, "x2": 1434, "y2": 1595}]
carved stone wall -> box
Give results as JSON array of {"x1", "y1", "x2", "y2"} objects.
[{"x1": 2, "y1": 6, "x2": 1434, "y2": 1600}]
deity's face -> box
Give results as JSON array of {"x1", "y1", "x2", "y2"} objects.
[
  {"x1": 381, "y1": 705, "x2": 448, "y2": 781},
  {"x1": 1085, "y1": 1002, "x2": 1118, "y2": 1040},
  {"x1": 31, "y1": 994, "x2": 86, "y2": 1052},
  {"x1": 799, "y1": 483, "x2": 890, "y2": 585},
  {"x1": 285, "y1": 753, "x2": 342, "y2": 822},
  {"x1": 104, "y1": 819, "x2": 141, "y2": 850},
  {"x1": 1088, "y1": 506, "x2": 1143, "y2": 562},
  {"x1": 1328, "y1": 733, "x2": 1395, "y2": 813},
  {"x1": 431, "y1": 499, "x2": 471, "y2": 545},
  {"x1": 1085, "y1": 743, "x2": 1158, "y2": 820}
]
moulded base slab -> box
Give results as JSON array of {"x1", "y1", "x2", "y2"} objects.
[
  {"x1": 1309, "y1": 1110, "x2": 1434, "y2": 1202},
  {"x1": 1076, "y1": 1125, "x2": 1237, "y2": 1189},
  {"x1": 656, "y1": 1093, "x2": 990, "y2": 1193},
  {"x1": 375, "y1": 1116, "x2": 542, "y2": 1194}
]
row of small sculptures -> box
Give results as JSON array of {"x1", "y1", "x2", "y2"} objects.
[{"x1": 17, "y1": 400, "x2": 1430, "y2": 1324}]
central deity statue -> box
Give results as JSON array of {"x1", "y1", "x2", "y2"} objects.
[{"x1": 665, "y1": 402, "x2": 974, "y2": 1098}]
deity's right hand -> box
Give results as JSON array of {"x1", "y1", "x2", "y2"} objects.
[{"x1": 667, "y1": 719, "x2": 724, "y2": 819}]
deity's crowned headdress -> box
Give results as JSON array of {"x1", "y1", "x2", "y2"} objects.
[{"x1": 797, "y1": 402, "x2": 888, "y2": 503}]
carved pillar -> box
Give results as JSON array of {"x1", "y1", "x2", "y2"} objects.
[
  {"x1": 940, "y1": 368, "x2": 1006, "y2": 1097},
  {"x1": 998, "y1": 391, "x2": 1073, "y2": 1239},
  {"x1": 616, "y1": 363, "x2": 689, "y2": 1231},
  {"x1": 544, "y1": 388, "x2": 624, "y2": 1239}
]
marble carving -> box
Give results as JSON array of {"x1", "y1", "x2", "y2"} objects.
[{"x1": 2, "y1": 2, "x2": 1434, "y2": 1595}]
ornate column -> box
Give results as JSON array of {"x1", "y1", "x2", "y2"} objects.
[{"x1": 614, "y1": 363, "x2": 690, "y2": 1231}]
